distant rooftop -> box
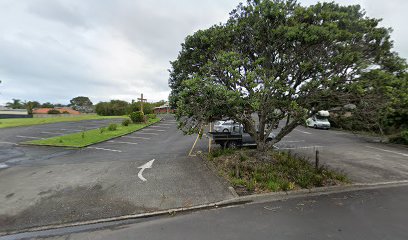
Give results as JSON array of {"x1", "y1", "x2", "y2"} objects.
[{"x1": 154, "y1": 102, "x2": 170, "y2": 109}]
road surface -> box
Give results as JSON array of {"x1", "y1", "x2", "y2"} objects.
[{"x1": 6, "y1": 184, "x2": 408, "y2": 240}]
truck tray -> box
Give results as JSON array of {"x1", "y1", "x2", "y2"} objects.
[{"x1": 207, "y1": 132, "x2": 242, "y2": 141}]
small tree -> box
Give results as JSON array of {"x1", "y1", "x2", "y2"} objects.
[
  {"x1": 25, "y1": 101, "x2": 41, "y2": 115},
  {"x1": 6, "y1": 99, "x2": 24, "y2": 109},
  {"x1": 169, "y1": 0, "x2": 400, "y2": 151}
]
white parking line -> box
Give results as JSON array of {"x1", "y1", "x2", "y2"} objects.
[
  {"x1": 280, "y1": 140, "x2": 305, "y2": 143},
  {"x1": 60, "y1": 129, "x2": 83, "y2": 132},
  {"x1": 150, "y1": 126, "x2": 170, "y2": 129},
  {"x1": 276, "y1": 145, "x2": 324, "y2": 150},
  {"x1": 108, "y1": 140, "x2": 138, "y2": 145},
  {"x1": 16, "y1": 136, "x2": 45, "y2": 140},
  {"x1": 122, "y1": 136, "x2": 151, "y2": 140},
  {"x1": 0, "y1": 141, "x2": 18, "y2": 145},
  {"x1": 0, "y1": 163, "x2": 8, "y2": 169},
  {"x1": 142, "y1": 129, "x2": 166, "y2": 132},
  {"x1": 294, "y1": 129, "x2": 312, "y2": 135},
  {"x1": 135, "y1": 132, "x2": 159, "y2": 135},
  {"x1": 87, "y1": 147, "x2": 122, "y2": 152},
  {"x1": 40, "y1": 131, "x2": 64, "y2": 135},
  {"x1": 365, "y1": 146, "x2": 408, "y2": 157}
]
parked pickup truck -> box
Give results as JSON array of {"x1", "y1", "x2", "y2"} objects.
[{"x1": 208, "y1": 124, "x2": 275, "y2": 148}]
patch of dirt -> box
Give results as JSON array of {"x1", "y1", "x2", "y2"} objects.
[
  {"x1": 5, "y1": 193, "x2": 14, "y2": 199},
  {"x1": 0, "y1": 184, "x2": 158, "y2": 234}
]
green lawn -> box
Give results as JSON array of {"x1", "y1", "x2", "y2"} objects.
[
  {"x1": 0, "y1": 115, "x2": 125, "y2": 129},
  {"x1": 23, "y1": 118, "x2": 161, "y2": 148}
]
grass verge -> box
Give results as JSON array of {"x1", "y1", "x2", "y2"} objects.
[
  {"x1": 23, "y1": 118, "x2": 160, "y2": 148},
  {"x1": 0, "y1": 115, "x2": 126, "y2": 129},
  {"x1": 206, "y1": 148, "x2": 349, "y2": 195}
]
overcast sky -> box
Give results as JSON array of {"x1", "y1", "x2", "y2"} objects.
[{"x1": 0, "y1": 0, "x2": 406, "y2": 105}]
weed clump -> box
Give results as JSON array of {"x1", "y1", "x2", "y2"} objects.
[
  {"x1": 122, "y1": 119, "x2": 131, "y2": 126},
  {"x1": 107, "y1": 123, "x2": 117, "y2": 131}
]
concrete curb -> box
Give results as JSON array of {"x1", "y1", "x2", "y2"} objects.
[
  {"x1": 2, "y1": 180, "x2": 408, "y2": 237},
  {"x1": 225, "y1": 180, "x2": 408, "y2": 205}
]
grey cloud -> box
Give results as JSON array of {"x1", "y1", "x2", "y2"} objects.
[
  {"x1": 27, "y1": 0, "x2": 88, "y2": 28},
  {"x1": 0, "y1": 0, "x2": 406, "y2": 105}
]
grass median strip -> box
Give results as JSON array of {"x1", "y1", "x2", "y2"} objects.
[
  {"x1": 0, "y1": 115, "x2": 125, "y2": 129},
  {"x1": 206, "y1": 149, "x2": 349, "y2": 195},
  {"x1": 23, "y1": 118, "x2": 160, "y2": 148}
]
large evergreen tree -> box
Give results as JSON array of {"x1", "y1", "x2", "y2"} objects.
[{"x1": 169, "y1": 0, "x2": 403, "y2": 151}]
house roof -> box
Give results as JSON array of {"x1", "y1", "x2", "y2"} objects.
[
  {"x1": 154, "y1": 102, "x2": 170, "y2": 109},
  {"x1": 32, "y1": 108, "x2": 80, "y2": 114}
]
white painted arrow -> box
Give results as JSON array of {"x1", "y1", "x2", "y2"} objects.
[{"x1": 137, "y1": 159, "x2": 155, "y2": 182}]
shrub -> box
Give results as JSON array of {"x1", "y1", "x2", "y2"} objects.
[
  {"x1": 129, "y1": 111, "x2": 144, "y2": 123},
  {"x1": 99, "y1": 127, "x2": 105, "y2": 134},
  {"x1": 122, "y1": 118, "x2": 131, "y2": 126},
  {"x1": 389, "y1": 130, "x2": 408, "y2": 145},
  {"x1": 47, "y1": 109, "x2": 60, "y2": 114},
  {"x1": 62, "y1": 111, "x2": 70, "y2": 114},
  {"x1": 147, "y1": 113, "x2": 157, "y2": 119},
  {"x1": 107, "y1": 123, "x2": 117, "y2": 131},
  {"x1": 95, "y1": 100, "x2": 129, "y2": 116}
]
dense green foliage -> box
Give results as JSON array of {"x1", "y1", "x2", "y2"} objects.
[
  {"x1": 389, "y1": 130, "x2": 408, "y2": 145},
  {"x1": 95, "y1": 100, "x2": 165, "y2": 116},
  {"x1": 4, "y1": 99, "x2": 59, "y2": 113},
  {"x1": 41, "y1": 102, "x2": 55, "y2": 108},
  {"x1": 129, "y1": 111, "x2": 145, "y2": 123},
  {"x1": 328, "y1": 59, "x2": 407, "y2": 136},
  {"x1": 169, "y1": 0, "x2": 405, "y2": 150},
  {"x1": 47, "y1": 109, "x2": 61, "y2": 114},
  {"x1": 95, "y1": 100, "x2": 129, "y2": 116},
  {"x1": 146, "y1": 113, "x2": 157, "y2": 119},
  {"x1": 69, "y1": 96, "x2": 94, "y2": 113}
]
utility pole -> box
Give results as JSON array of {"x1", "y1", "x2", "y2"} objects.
[{"x1": 137, "y1": 93, "x2": 147, "y2": 114}]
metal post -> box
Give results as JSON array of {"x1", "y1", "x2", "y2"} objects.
[
  {"x1": 209, "y1": 122, "x2": 212, "y2": 153},
  {"x1": 315, "y1": 149, "x2": 320, "y2": 170}
]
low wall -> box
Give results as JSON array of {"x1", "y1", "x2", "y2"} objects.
[
  {"x1": 0, "y1": 114, "x2": 32, "y2": 119},
  {"x1": 33, "y1": 113, "x2": 97, "y2": 118}
]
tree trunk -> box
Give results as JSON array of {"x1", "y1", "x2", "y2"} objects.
[
  {"x1": 256, "y1": 139, "x2": 267, "y2": 152},
  {"x1": 285, "y1": 114, "x2": 291, "y2": 127}
]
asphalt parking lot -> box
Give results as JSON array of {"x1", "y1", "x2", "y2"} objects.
[
  {"x1": 0, "y1": 119, "x2": 124, "y2": 169},
  {"x1": 0, "y1": 116, "x2": 233, "y2": 234},
  {"x1": 273, "y1": 125, "x2": 408, "y2": 184},
  {"x1": 1, "y1": 117, "x2": 408, "y2": 234}
]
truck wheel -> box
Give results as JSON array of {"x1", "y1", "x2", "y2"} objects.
[
  {"x1": 227, "y1": 141, "x2": 238, "y2": 149},
  {"x1": 223, "y1": 129, "x2": 230, "y2": 133},
  {"x1": 314, "y1": 124, "x2": 317, "y2": 129}
]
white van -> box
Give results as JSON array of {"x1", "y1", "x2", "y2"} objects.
[{"x1": 306, "y1": 110, "x2": 330, "y2": 129}]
